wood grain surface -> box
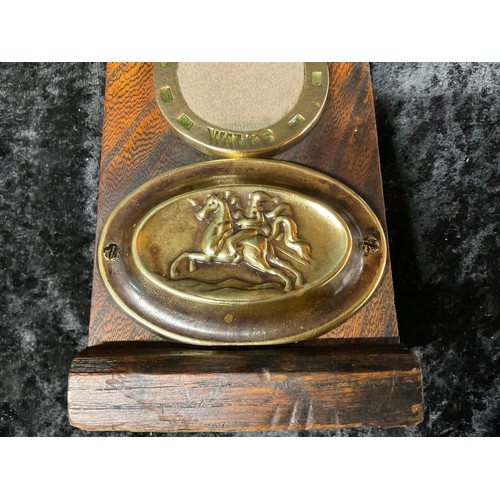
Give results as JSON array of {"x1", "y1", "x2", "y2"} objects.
[
  {"x1": 88, "y1": 62, "x2": 398, "y2": 345},
  {"x1": 68, "y1": 343, "x2": 423, "y2": 432}
]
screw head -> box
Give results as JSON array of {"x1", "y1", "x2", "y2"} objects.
[
  {"x1": 103, "y1": 243, "x2": 120, "y2": 261},
  {"x1": 362, "y1": 236, "x2": 380, "y2": 255}
]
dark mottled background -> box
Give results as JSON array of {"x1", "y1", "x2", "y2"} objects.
[{"x1": 0, "y1": 63, "x2": 498, "y2": 436}]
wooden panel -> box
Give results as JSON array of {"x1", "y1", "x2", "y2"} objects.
[
  {"x1": 69, "y1": 63, "x2": 422, "y2": 433},
  {"x1": 68, "y1": 344, "x2": 422, "y2": 432},
  {"x1": 88, "y1": 62, "x2": 398, "y2": 345}
]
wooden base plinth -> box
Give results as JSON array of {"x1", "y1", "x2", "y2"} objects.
[{"x1": 68, "y1": 343, "x2": 423, "y2": 432}]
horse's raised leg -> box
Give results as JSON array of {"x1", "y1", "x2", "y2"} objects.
[
  {"x1": 170, "y1": 252, "x2": 211, "y2": 279},
  {"x1": 242, "y1": 244, "x2": 293, "y2": 292},
  {"x1": 266, "y1": 249, "x2": 303, "y2": 288}
]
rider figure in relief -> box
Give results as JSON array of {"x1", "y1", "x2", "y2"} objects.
[{"x1": 169, "y1": 191, "x2": 311, "y2": 292}]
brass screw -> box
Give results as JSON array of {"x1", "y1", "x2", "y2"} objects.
[
  {"x1": 103, "y1": 243, "x2": 120, "y2": 261},
  {"x1": 362, "y1": 236, "x2": 380, "y2": 255}
]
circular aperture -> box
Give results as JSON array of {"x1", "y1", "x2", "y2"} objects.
[
  {"x1": 153, "y1": 62, "x2": 329, "y2": 157},
  {"x1": 177, "y1": 63, "x2": 305, "y2": 132}
]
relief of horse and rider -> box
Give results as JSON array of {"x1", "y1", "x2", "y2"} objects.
[{"x1": 169, "y1": 190, "x2": 312, "y2": 293}]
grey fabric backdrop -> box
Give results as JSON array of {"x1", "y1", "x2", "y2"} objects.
[{"x1": 0, "y1": 63, "x2": 498, "y2": 436}]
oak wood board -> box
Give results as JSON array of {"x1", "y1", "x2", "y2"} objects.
[
  {"x1": 67, "y1": 63, "x2": 424, "y2": 433},
  {"x1": 89, "y1": 62, "x2": 398, "y2": 346}
]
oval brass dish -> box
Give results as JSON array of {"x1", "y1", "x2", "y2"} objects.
[
  {"x1": 153, "y1": 63, "x2": 329, "y2": 157},
  {"x1": 98, "y1": 159, "x2": 386, "y2": 346}
]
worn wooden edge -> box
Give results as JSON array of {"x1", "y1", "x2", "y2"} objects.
[{"x1": 68, "y1": 343, "x2": 423, "y2": 432}]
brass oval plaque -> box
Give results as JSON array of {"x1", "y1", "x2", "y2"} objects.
[
  {"x1": 99, "y1": 159, "x2": 386, "y2": 345},
  {"x1": 153, "y1": 63, "x2": 329, "y2": 158},
  {"x1": 134, "y1": 186, "x2": 351, "y2": 304}
]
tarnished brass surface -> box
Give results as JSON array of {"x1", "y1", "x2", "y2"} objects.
[
  {"x1": 98, "y1": 159, "x2": 386, "y2": 345},
  {"x1": 153, "y1": 63, "x2": 329, "y2": 157}
]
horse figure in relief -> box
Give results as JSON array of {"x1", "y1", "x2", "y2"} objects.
[{"x1": 169, "y1": 191, "x2": 312, "y2": 292}]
